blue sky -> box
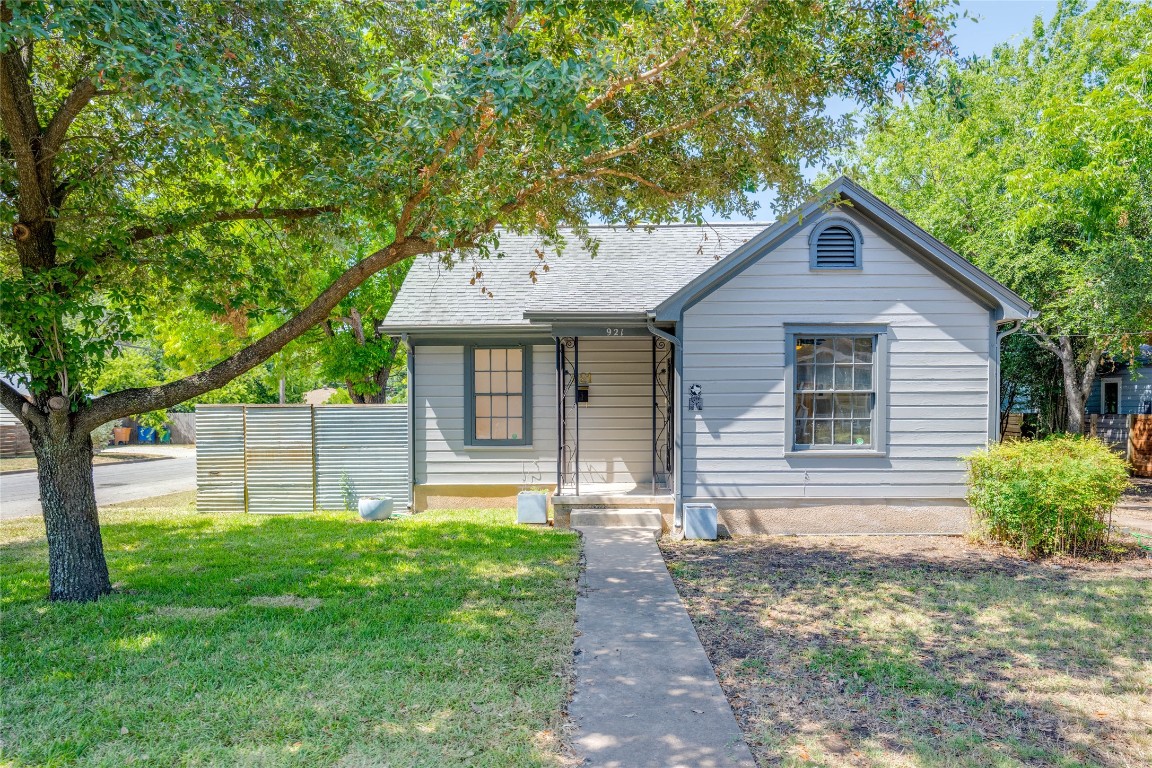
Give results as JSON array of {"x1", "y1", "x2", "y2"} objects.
[{"x1": 719, "y1": 0, "x2": 1061, "y2": 221}]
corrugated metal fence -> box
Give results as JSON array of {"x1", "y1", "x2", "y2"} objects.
[{"x1": 196, "y1": 404, "x2": 409, "y2": 514}]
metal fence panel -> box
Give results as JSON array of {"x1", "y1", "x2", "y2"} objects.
[
  {"x1": 195, "y1": 405, "x2": 246, "y2": 513},
  {"x1": 314, "y1": 405, "x2": 409, "y2": 510},
  {"x1": 244, "y1": 406, "x2": 315, "y2": 514}
]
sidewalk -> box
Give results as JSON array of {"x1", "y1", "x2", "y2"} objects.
[{"x1": 568, "y1": 527, "x2": 756, "y2": 768}]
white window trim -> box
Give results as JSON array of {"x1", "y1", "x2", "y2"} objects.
[{"x1": 783, "y1": 324, "x2": 889, "y2": 457}]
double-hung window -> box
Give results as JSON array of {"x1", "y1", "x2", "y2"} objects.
[
  {"x1": 467, "y1": 345, "x2": 531, "y2": 446},
  {"x1": 787, "y1": 327, "x2": 887, "y2": 453}
]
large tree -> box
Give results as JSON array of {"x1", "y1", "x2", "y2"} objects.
[
  {"x1": 842, "y1": 0, "x2": 1152, "y2": 434},
  {"x1": 1, "y1": 0, "x2": 955, "y2": 601}
]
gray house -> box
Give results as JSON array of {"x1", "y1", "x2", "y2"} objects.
[{"x1": 381, "y1": 178, "x2": 1035, "y2": 533}]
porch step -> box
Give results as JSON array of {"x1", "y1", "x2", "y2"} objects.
[{"x1": 570, "y1": 508, "x2": 663, "y2": 537}]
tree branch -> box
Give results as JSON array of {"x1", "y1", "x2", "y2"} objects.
[
  {"x1": 127, "y1": 204, "x2": 341, "y2": 245},
  {"x1": 586, "y1": 28, "x2": 700, "y2": 111},
  {"x1": 78, "y1": 235, "x2": 433, "y2": 431},
  {"x1": 0, "y1": 378, "x2": 36, "y2": 429},
  {"x1": 0, "y1": 32, "x2": 45, "y2": 220},
  {"x1": 41, "y1": 77, "x2": 98, "y2": 166}
]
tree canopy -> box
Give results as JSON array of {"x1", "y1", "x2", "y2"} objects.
[
  {"x1": 2, "y1": 0, "x2": 955, "y2": 601},
  {"x1": 841, "y1": 0, "x2": 1152, "y2": 432}
]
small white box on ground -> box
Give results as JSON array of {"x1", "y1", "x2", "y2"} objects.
[
  {"x1": 517, "y1": 491, "x2": 549, "y2": 524},
  {"x1": 683, "y1": 503, "x2": 718, "y2": 540}
]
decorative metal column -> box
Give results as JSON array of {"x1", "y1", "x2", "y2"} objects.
[
  {"x1": 557, "y1": 337, "x2": 579, "y2": 494},
  {"x1": 652, "y1": 336, "x2": 674, "y2": 493}
]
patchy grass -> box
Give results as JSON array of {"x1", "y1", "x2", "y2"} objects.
[
  {"x1": 1, "y1": 492, "x2": 579, "y2": 767},
  {"x1": 662, "y1": 535, "x2": 1151, "y2": 768}
]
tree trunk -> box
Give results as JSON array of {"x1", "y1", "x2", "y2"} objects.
[
  {"x1": 1049, "y1": 334, "x2": 1101, "y2": 437},
  {"x1": 30, "y1": 429, "x2": 112, "y2": 602}
]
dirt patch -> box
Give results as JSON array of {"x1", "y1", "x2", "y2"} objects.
[
  {"x1": 146, "y1": 606, "x2": 228, "y2": 621},
  {"x1": 247, "y1": 595, "x2": 322, "y2": 611},
  {"x1": 662, "y1": 535, "x2": 1151, "y2": 767}
]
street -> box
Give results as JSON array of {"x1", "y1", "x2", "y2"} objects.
[{"x1": 0, "y1": 455, "x2": 196, "y2": 520}]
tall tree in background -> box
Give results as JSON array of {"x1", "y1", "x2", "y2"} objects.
[
  {"x1": 1, "y1": 0, "x2": 955, "y2": 601},
  {"x1": 844, "y1": 0, "x2": 1152, "y2": 434}
]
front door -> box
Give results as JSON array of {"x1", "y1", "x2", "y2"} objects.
[{"x1": 1103, "y1": 380, "x2": 1120, "y2": 414}]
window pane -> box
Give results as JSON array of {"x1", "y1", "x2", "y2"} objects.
[
  {"x1": 491, "y1": 348, "x2": 507, "y2": 371},
  {"x1": 833, "y1": 393, "x2": 853, "y2": 417},
  {"x1": 508, "y1": 418, "x2": 523, "y2": 441},
  {"x1": 852, "y1": 419, "x2": 871, "y2": 446},
  {"x1": 796, "y1": 340, "x2": 815, "y2": 364},
  {"x1": 476, "y1": 418, "x2": 491, "y2": 440},
  {"x1": 814, "y1": 339, "x2": 834, "y2": 364},
  {"x1": 814, "y1": 394, "x2": 833, "y2": 417},
  {"x1": 475, "y1": 372, "x2": 491, "y2": 394},
  {"x1": 493, "y1": 396, "x2": 507, "y2": 417},
  {"x1": 505, "y1": 370, "x2": 522, "y2": 394},
  {"x1": 833, "y1": 337, "x2": 854, "y2": 363},
  {"x1": 474, "y1": 348, "x2": 490, "y2": 371},
  {"x1": 814, "y1": 365, "x2": 833, "y2": 391},
  {"x1": 796, "y1": 420, "x2": 813, "y2": 444},
  {"x1": 853, "y1": 337, "x2": 873, "y2": 363},
  {"x1": 833, "y1": 419, "x2": 852, "y2": 444},
  {"x1": 834, "y1": 364, "x2": 853, "y2": 389},
  {"x1": 851, "y1": 394, "x2": 872, "y2": 418},
  {"x1": 508, "y1": 396, "x2": 522, "y2": 418},
  {"x1": 813, "y1": 420, "x2": 832, "y2": 445},
  {"x1": 795, "y1": 393, "x2": 813, "y2": 419},
  {"x1": 492, "y1": 419, "x2": 508, "y2": 440},
  {"x1": 475, "y1": 396, "x2": 492, "y2": 417},
  {"x1": 507, "y1": 348, "x2": 522, "y2": 371},
  {"x1": 488, "y1": 372, "x2": 505, "y2": 393},
  {"x1": 853, "y1": 366, "x2": 872, "y2": 391},
  {"x1": 796, "y1": 365, "x2": 814, "y2": 390}
]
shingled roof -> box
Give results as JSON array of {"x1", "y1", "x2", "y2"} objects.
[{"x1": 381, "y1": 224, "x2": 767, "y2": 331}]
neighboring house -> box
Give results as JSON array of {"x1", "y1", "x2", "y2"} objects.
[
  {"x1": 0, "y1": 376, "x2": 31, "y2": 457},
  {"x1": 381, "y1": 177, "x2": 1035, "y2": 533},
  {"x1": 1087, "y1": 345, "x2": 1152, "y2": 417}
]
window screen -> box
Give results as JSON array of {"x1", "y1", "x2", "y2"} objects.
[
  {"x1": 793, "y1": 335, "x2": 874, "y2": 447},
  {"x1": 472, "y1": 347, "x2": 525, "y2": 442}
]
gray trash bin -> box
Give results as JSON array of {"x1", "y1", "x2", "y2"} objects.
[{"x1": 682, "y1": 502, "x2": 718, "y2": 540}]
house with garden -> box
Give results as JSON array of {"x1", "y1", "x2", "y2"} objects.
[{"x1": 381, "y1": 177, "x2": 1036, "y2": 533}]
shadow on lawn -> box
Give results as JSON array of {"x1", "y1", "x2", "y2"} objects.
[
  {"x1": 1, "y1": 509, "x2": 579, "y2": 767},
  {"x1": 664, "y1": 538, "x2": 1151, "y2": 768}
]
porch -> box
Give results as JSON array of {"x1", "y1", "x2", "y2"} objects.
[{"x1": 545, "y1": 324, "x2": 676, "y2": 527}]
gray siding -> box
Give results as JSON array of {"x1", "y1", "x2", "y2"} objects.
[
  {"x1": 681, "y1": 213, "x2": 991, "y2": 501},
  {"x1": 416, "y1": 344, "x2": 557, "y2": 486},
  {"x1": 1088, "y1": 367, "x2": 1152, "y2": 415},
  {"x1": 571, "y1": 337, "x2": 654, "y2": 488}
]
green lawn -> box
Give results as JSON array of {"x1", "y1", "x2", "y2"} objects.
[
  {"x1": 663, "y1": 535, "x2": 1152, "y2": 768},
  {"x1": 1, "y1": 493, "x2": 579, "y2": 767}
]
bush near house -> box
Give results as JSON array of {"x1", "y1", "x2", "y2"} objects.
[{"x1": 967, "y1": 436, "x2": 1130, "y2": 556}]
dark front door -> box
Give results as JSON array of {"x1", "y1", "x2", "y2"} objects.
[{"x1": 1103, "y1": 381, "x2": 1120, "y2": 414}]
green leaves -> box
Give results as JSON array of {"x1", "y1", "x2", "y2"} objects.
[{"x1": 845, "y1": 0, "x2": 1152, "y2": 347}]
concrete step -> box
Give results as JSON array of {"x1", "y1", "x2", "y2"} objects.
[{"x1": 570, "y1": 508, "x2": 663, "y2": 537}]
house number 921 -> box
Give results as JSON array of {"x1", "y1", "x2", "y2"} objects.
[{"x1": 604, "y1": 328, "x2": 625, "y2": 336}]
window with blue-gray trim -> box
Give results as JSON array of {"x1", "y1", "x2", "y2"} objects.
[
  {"x1": 784, "y1": 325, "x2": 888, "y2": 454},
  {"x1": 465, "y1": 344, "x2": 532, "y2": 446},
  {"x1": 809, "y1": 218, "x2": 863, "y2": 270}
]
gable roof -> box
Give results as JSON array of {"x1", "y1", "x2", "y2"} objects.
[
  {"x1": 381, "y1": 223, "x2": 767, "y2": 333},
  {"x1": 654, "y1": 176, "x2": 1035, "y2": 322},
  {"x1": 382, "y1": 177, "x2": 1035, "y2": 335}
]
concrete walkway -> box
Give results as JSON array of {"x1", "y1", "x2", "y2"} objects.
[{"x1": 568, "y1": 527, "x2": 756, "y2": 768}]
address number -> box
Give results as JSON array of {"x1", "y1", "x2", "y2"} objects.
[{"x1": 605, "y1": 328, "x2": 625, "y2": 336}]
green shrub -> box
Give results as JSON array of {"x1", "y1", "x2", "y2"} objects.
[{"x1": 966, "y1": 436, "x2": 1130, "y2": 557}]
